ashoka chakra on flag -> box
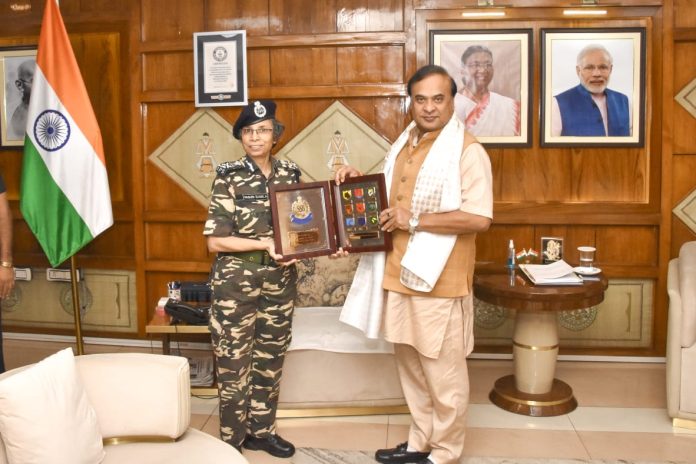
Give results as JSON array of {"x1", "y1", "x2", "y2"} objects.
[{"x1": 34, "y1": 109, "x2": 71, "y2": 152}]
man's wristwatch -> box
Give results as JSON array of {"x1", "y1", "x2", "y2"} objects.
[{"x1": 408, "y1": 213, "x2": 420, "y2": 234}]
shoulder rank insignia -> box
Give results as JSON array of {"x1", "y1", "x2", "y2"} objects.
[
  {"x1": 216, "y1": 160, "x2": 245, "y2": 176},
  {"x1": 276, "y1": 159, "x2": 302, "y2": 180}
]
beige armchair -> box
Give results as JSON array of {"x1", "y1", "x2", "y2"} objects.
[
  {"x1": 0, "y1": 352, "x2": 246, "y2": 464},
  {"x1": 667, "y1": 241, "x2": 696, "y2": 429}
]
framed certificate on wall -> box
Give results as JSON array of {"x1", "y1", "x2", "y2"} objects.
[{"x1": 193, "y1": 30, "x2": 247, "y2": 107}]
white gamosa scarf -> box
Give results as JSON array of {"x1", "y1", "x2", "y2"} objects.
[{"x1": 339, "y1": 114, "x2": 465, "y2": 338}]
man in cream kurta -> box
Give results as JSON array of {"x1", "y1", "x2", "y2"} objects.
[{"x1": 336, "y1": 65, "x2": 493, "y2": 464}]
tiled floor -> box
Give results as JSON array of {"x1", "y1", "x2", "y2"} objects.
[{"x1": 4, "y1": 338, "x2": 696, "y2": 463}]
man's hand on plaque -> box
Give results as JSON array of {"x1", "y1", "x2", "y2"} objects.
[
  {"x1": 334, "y1": 166, "x2": 363, "y2": 185},
  {"x1": 328, "y1": 247, "x2": 350, "y2": 259}
]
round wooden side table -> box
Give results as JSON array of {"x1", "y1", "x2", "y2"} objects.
[{"x1": 473, "y1": 269, "x2": 608, "y2": 417}]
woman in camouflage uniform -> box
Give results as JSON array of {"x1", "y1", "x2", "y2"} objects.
[{"x1": 204, "y1": 100, "x2": 300, "y2": 458}]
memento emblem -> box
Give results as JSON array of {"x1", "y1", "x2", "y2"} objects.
[
  {"x1": 254, "y1": 101, "x2": 267, "y2": 118},
  {"x1": 290, "y1": 195, "x2": 313, "y2": 224}
]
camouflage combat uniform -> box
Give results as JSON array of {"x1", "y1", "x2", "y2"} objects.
[{"x1": 203, "y1": 155, "x2": 301, "y2": 448}]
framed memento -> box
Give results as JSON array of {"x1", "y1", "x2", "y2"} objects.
[
  {"x1": 540, "y1": 28, "x2": 646, "y2": 147},
  {"x1": 541, "y1": 237, "x2": 564, "y2": 264},
  {"x1": 0, "y1": 46, "x2": 37, "y2": 147},
  {"x1": 270, "y1": 181, "x2": 337, "y2": 260},
  {"x1": 332, "y1": 174, "x2": 392, "y2": 253},
  {"x1": 193, "y1": 31, "x2": 247, "y2": 107},
  {"x1": 429, "y1": 29, "x2": 532, "y2": 147}
]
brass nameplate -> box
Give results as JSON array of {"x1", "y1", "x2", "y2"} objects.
[{"x1": 289, "y1": 229, "x2": 320, "y2": 247}]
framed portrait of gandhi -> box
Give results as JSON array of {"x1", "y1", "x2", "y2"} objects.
[
  {"x1": 270, "y1": 181, "x2": 337, "y2": 260},
  {"x1": 540, "y1": 28, "x2": 646, "y2": 147},
  {"x1": 429, "y1": 29, "x2": 532, "y2": 147},
  {"x1": 0, "y1": 46, "x2": 37, "y2": 148}
]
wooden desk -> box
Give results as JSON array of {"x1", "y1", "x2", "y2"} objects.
[
  {"x1": 145, "y1": 313, "x2": 216, "y2": 395},
  {"x1": 474, "y1": 269, "x2": 608, "y2": 417}
]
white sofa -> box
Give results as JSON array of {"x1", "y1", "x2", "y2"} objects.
[
  {"x1": 0, "y1": 352, "x2": 247, "y2": 464},
  {"x1": 279, "y1": 306, "x2": 405, "y2": 412},
  {"x1": 666, "y1": 241, "x2": 696, "y2": 429},
  {"x1": 275, "y1": 257, "x2": 406, "y2": 413}
]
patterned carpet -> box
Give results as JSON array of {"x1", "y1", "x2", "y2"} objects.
[{"x1": 293, "y1": 448, "x2": 685, "y2": 464}]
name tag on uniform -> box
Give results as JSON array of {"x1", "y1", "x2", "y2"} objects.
[{"x1": 236, "y1": 193, "x2": 268, "y2": 201}]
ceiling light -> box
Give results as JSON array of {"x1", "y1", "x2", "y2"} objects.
[
  {"x1": 461, "y1": 10, "x2": 506, "y2": 18},
  {"x1": 563, "y1": 9, "x2": 608, "y2": 15}
]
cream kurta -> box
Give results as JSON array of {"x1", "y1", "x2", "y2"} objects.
[{"x1": 382, "y1": 130, "x2": 493, "y2": 358}]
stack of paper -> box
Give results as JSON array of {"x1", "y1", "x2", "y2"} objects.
[{"x1": 519, "y1": 260, "x2": 583, "y2": 285}]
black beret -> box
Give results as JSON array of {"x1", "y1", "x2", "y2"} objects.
[{"x1": 232, "y1": 100, "x2": 277, "y2": 140}]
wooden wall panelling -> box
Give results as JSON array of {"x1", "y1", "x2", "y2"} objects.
[
  {"x1": 54, "y1": 0, "x2": 130, "y2": 16},
  {"x1": 476, "y1": 225, "x2": 536, "y2": 266},
  {"x1": 344, "y1": 97, "x2": 408, "y2": 142},
  {"x1": 269, "y1": 0, "x2": 341, "y2": 34},
  {"x1": 674, "y1": 0, "x2": 696, "y2": 28},
  {"x1": 145, "y1": 222, "x2": 209, "y2": 262},
  {"x1": 595, "y1": 225, "x2": 659, "y2": 267},
  {"x1": 571, "y1": 148, "x2": 648, "y2": 202},
  {"x1": 671, "y1": 217, "x2": 696, "y2": 256},
  {"x1": 140, "y1": 0, "x2": 204, "y2": 42},
  {"x1": 270, "y1": 48, "x2": 338, "y2": 85},
  {"x1": 670, "y1": 153, "x2": 696, "y2": 255},
  {"x1": 672, "y1": 42, "x2": 696, "y2": 154},
  {"x1": 248, "y1": 49, "x2": 272, "y2": 87},
  {"x1": 335, "y1": 0, "x2": 405, "y2": 32},
  {"x1": 336, "y1": 46, "x2": 404, "y2": 84},
  {"x1": 497, "y1": 147, "x2": 572, "y2": 202},
  {"x1": 207, "y1": 0, "x2": 271, "y2": 35},
  {"x1": 142, "y1": 51, "x2": 194, "y2": 92}
]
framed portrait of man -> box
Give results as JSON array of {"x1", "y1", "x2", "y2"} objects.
[
  {"x1": 540, "y1": 28, "x2": 646, "y2": 147},
  {"x1": 429, "y1": 29, "x2": 532, "y2": 147},
  {"x1": 0, "y1": 46, "x2": 37, "y2": 148}
]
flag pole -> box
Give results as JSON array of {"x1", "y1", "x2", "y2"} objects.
[{"x1": 69, "y1": 255, "x2": 84, "y2": 355}]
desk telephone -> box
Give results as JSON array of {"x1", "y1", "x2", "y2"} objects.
[{"x1": 164, "y1": 298, "x2": 210, "y2": 325}]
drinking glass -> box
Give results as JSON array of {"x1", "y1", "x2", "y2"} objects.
[{"x1": 577, "y1": 246, "x2": 596, "y2": 270}]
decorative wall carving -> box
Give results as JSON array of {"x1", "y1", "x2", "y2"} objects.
[
  {"x1": 275, "y1": 101, "x2": 391, "y2": 181},
  {"x1": 673, "y1": 188, "x2": 696, "y2": 235},
  {"x1": 148, "y1": 109, "x2": 242, "y2": 207},
  {"x1": 1, "y1": 269, "x2": 137, "y2": 333},
  {"x1": 675, "y1": 77, "x2": 696, "y2": 119}
]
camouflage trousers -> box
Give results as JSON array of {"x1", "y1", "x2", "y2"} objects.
[{"x1": 209, "y1": 256, "x2": 297, "y2": 448}]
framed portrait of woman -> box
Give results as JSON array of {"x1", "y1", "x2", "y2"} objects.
[{"x1": 429, "y1": 29, "x2": 532, "y2": 147}]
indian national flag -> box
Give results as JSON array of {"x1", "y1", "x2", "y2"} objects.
[{"x1": 20, "y1": 0, "x2": 113, "y2": 267}]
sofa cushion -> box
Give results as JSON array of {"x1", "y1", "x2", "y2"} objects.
[
  {"x1": 76, "y1": 353, "x2": 190, "y2": 440},
  {"x1": 101, "y1": 429, "x2": 245, "y2": 464},
  {"x1": 0, "y1": 348, "x2": 104, "y2": 464},
  {"x1": 681, "y1": 342, "x2": 696, "y2": 414},
  {"x1": 679, "y1": 241, "x2": 696, "y2": 348}
]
